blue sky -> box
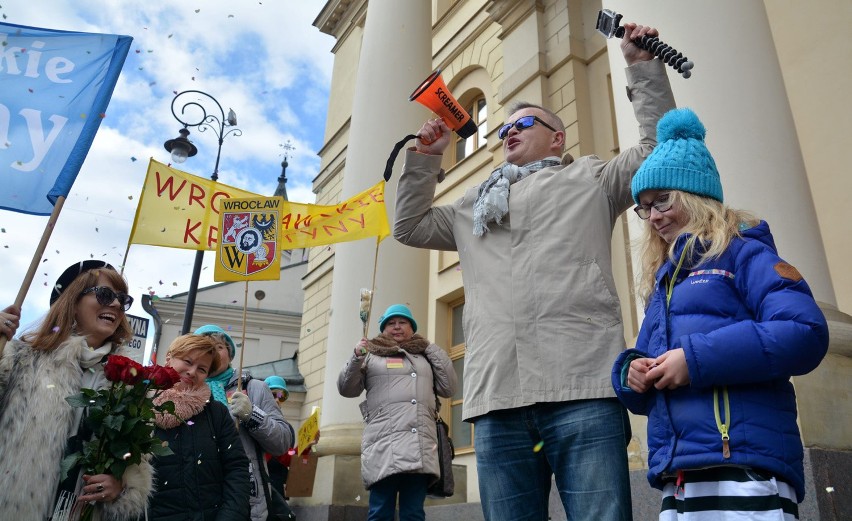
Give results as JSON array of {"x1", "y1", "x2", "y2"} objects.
[{"x1": 0, "y1": 1, "x2": 335, "y2": 331}]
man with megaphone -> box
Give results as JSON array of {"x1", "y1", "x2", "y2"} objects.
[{"x1": 394, "y1": 21, "x2": 676, "y2": 521}]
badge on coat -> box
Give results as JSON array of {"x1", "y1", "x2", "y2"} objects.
[{"x1": 386, "y1": 357, "x2": 404, "y2": 369}]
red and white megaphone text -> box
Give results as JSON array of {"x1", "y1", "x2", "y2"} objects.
[{"x1": 409, "y1": 69, "x2": 477, "y2": 140}]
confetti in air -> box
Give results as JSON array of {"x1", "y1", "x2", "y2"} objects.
[{"x1": 533, "y1": 441, "x2": 544, "y2": 453}]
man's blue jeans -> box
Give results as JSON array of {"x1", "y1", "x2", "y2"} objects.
[
  {"x1": 367, "y1": 473, "x2": 430, "y2": 521},
  {"x1": 472, "y1": 398, "x2": 633, "y2": 521}
]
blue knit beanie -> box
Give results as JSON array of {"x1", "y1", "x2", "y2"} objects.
[
  {"x1": 631, "y1": 108, "x2": 723, "y2": 204},
  {"x1": 194, "y1": 324, "x2": 236, "y2": 359}
]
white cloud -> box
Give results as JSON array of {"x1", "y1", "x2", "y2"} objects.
[{"x1": 0, "y1": 1, "x2": 334, "y2": 330}]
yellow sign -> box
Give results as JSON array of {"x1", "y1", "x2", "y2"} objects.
[
  {"x1": 128, "y1": 159, "x2": 260, "y2": 250},
  {"x1": 277, "y1": 181, "x2": 390, "y2": 249},
  {"x1": 297, "y1": 407, "x2": 320, "y2": 456},
  {"x1": 214, "y1": 197, "x2": 282, "y2": 282},
  {"x1": 129, "y1": 159, "x2": 390, "y2": 251}
]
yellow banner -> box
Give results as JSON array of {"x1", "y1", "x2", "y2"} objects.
[
  {"x1": 128, "y1": 159, "x2": 390, "y2": 251},
  {"x1": 278, "y1": 181, "x2": 390, "y2": 249},
  {"x1": 128, "y1": 159, "x2": 260, "y2": 250},
  {"x1": 214, "y1": 197, "x2": 282, "y2": 282}
]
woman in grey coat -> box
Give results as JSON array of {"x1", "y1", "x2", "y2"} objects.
[{"x1": 338, "y1": 304, "x2": 457, "y2": 521}]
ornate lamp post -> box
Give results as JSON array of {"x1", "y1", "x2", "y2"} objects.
[{"x1": 163, "y1": 90, "x2": 242, "y2": 333}]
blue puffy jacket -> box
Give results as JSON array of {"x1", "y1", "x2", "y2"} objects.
[{"x1": 612, "y1": 220, "x2": 828, "y2": 501}]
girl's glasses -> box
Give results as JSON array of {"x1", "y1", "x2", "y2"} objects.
[{"x1": 633, "y1": 193, "x2": 674, "y2": 220}]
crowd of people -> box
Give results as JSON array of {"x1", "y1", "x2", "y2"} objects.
[
  {"x1": 0, "y1": 262, "x2": 296, "y2": 520},
  {"x1": 0, "y1": 18, "x2": 831, "y2": 521}
]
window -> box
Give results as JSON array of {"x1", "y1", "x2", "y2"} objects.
[
  {"x1": 447, "y1": 300, "x2": 472, "y2": 450},
  {"x1": 453, "y1": 95, "x2": 487, "y2": 164}
]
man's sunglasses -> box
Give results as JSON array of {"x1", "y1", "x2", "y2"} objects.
[
  {"x1": 81, "y1": 286, "x2": 134, "y2": 311},
  {"x1": 497, "y1": 115, "x2": 558, "y2": 140}
]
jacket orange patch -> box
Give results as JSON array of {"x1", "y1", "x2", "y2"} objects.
[{"x1": 774, "y1": 262, "x2": 803, "y2": 282}]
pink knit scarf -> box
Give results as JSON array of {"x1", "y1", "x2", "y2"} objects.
[{"x1": 153, "y1": 381, "x2": 211, "y2": 429}]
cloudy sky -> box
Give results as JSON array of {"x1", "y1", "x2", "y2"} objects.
[{"x1": 0, "y1": 1, "x2": 334, "y2": 331}]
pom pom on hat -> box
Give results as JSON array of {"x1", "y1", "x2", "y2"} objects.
[
  {"x1": 631, "y1": 108, "x2": 723, "y2": 204},
  {"x1": 656, "y1": 107, "x2": 706, "y2": 143}
]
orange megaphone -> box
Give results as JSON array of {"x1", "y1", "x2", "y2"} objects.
[{"x1": 409, "y1": 69, "x2": 477, "y2": 139}]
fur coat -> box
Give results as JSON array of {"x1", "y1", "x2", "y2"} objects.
[{"x1": 0, "y1": 335, "x2": 153, "y2": 520}]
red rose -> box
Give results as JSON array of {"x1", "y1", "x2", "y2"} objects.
[
  {"x1": 104, "y1": 355, "x2": 144, "y2": 385},
  {"x1": 145, "y1": 364, "x2": 181, "y2": 390}
]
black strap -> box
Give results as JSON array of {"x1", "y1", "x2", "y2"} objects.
[
  {"x1": 254, "y1": 442, "x2": 274, "y2": 508},
  {"x1": 384, "y1": 134, "x2": 418, "y2": 182}
]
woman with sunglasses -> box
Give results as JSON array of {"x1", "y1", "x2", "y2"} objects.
[
  {"x1": 0, "y1": 260, "x2": 153, "y2": 520},
  {"x1": 611, "y1": 108, "x2": 828, "y2": 520}
]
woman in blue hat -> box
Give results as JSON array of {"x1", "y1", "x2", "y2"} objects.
[
  {"x1": 611, "y1": 108, "x2": 829, "y2": 520},
  {"x1": 338, "y1": 304, "x2": 457, "y2": 521}
]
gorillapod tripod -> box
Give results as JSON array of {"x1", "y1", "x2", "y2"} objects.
[{"x1": 596, "y1": 9, "x2": 694, "y2": 79}]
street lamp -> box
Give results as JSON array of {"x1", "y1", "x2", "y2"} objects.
[{"x1": 164, "y1": 90, "x2": 242, "y2": 333}]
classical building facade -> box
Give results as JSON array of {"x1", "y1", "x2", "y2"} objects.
[{"x1": 295, "y1": 1, "x2": 851, "y2": 518}]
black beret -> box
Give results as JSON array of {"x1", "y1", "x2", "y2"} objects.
[{"x1": 50, "y1": 260, "x2": 116, "y2": 306}]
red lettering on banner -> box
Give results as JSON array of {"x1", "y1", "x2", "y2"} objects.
[
  {"x1": 210, "y1": 191, "x2": 229, "y2": 214},
  {"x1": 323, "y1": 220, "x2": 348, "y2": 236},
  {"x1": 368, "y1": 188, "x2": 384, "y2": 203},
  {"x1": 207, "y1": 225, "x2": 218, "y2": 248},
  {"x1": 188, "y1": 183, "x2": 206, "y2": 208},
  {"x1": 347, "y1": 213, "x2": 366, "y2": 228},
  {"x1": 352, "y1": 196, "x2": 370, "y2": 208},
  {"x1": 335, "y1": 203, "x2": 350, "y2": 214},
  {"x1": 281, "y1": 233, "x2": 294, "y2": 244},
  {"x1": 282, "y1": 213, "x2": 314, "y2": 230},
  {"x1": 184, "y1": 219, "x2": 201, "y2": 245},
  {"x1": 299, "y1": 228, "x2": 318, "y2": 240},
  {"x1": 155, "y1": 171, "x2": 187, "y2": 201}
]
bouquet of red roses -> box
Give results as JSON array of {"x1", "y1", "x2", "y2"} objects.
[{"x1": 59, "y1": 355, "x2": 181, "y2": 519}]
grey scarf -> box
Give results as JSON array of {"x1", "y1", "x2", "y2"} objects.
[{"x1": 472, "y1": 157, "x2": 561, "y2": 236}]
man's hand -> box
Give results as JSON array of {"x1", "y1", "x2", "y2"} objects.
[
  {"x1": 415, "y1": 118, "x2": 452, "y2": 156},
  {"x1": 620, "y1": 23, "x2": 658, "y2": 66}
]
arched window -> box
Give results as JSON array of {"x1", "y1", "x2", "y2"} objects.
[{"x1": 452, "y1": 95, "x2": 487, "y2": 164}]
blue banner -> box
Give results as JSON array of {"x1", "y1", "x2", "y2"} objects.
[{"x1": 0, "y1": 22, "x2": 132, "y2": 215}]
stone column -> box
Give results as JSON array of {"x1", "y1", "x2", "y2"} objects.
[
  {"x1": 309, "y1": 0, "x2": 433, "y2": 508},
  {"x1": 605, "y1": 0, "x2": 834, "y2": 304}
]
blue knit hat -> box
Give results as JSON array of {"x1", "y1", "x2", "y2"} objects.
[
  {"x1": 264, "y1": 375, "x2": 289, "y2": 400},
  {"x1": 631, "y1": 108, "x2": 723, "y2": 204},
  {"x1": 194, "y1": 324, "x2": 236, "y2": 359},
  {"x1": 378, "y1": 304, "x2": 417, "y2": 333}
]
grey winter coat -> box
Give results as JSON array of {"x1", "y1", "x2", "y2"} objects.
[
  {"x1": 223, "y1": 370, "x2": 294, "y2": 521},
  {"x1": 337, "y1": 334, "x2": 457, "y2": 489},
  {"x1": 0, "y1": 336, "x2": 152, "y2": 520},
  {"x1": 394, "y1": 59, "x2": 676, "y2": 421}
]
